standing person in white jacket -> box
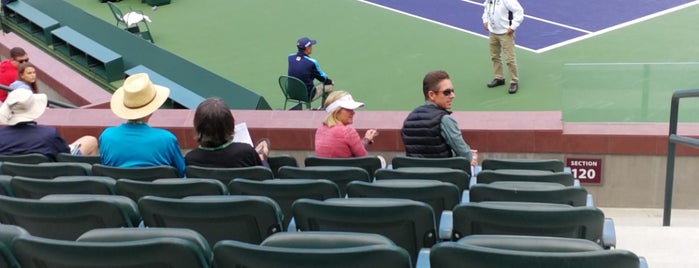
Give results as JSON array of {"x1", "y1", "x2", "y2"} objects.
[{"x1": 482, "y1": 0, "x2": 524, "y2": 94}]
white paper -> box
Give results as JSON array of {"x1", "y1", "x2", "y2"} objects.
[{"x1": 233, "y1": 122, "x2": 253, "y2": 147}]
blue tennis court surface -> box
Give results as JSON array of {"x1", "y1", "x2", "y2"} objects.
[{"x1": 359, "y1": 0, "x2": 698, "y2": 52}]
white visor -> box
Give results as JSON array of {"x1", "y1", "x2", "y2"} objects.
[{"x1": 325, "y1": 94, "x2": 364, "y2": 113}]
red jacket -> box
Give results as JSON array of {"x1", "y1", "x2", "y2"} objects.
[{"x1": 0, "y1": 59, "x2": 18, "y2": 102}]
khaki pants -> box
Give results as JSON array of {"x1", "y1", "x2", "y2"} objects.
[
  {"x1": 312, "y1": 83, "x2": 334, "y2": 102},
  {"x1": 489, "y1": 32, "x2": 518, "y2": 84}
]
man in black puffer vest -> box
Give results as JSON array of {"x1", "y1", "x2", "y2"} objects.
[{"x1": 401, "y1": 70, "x2": 477, "y2": 165}]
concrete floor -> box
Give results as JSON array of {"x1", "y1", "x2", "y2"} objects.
[{"x1": 603, "y1": 208, "x2": 699, "y2": 268}]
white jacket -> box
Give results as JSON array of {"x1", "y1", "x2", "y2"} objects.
[{"x1": 482, "y1": 0, "x2": 524, "y2": 34}]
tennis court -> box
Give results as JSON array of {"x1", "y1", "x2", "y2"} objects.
[{"x1": 66, "y1": 0, "x2": 699, "y2": 122}]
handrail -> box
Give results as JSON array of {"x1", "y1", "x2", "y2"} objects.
[
  {"x1": 0, "y1": 84, "x2": 77, "y2": 108},
  {"x1": 663, "y1": 88, "x2": 699, "y2": 226}
]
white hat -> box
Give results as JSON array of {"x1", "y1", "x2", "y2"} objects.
[
  {"x1": 325, "y1": 94, "x2": 365, "y2": 113},
  {"x1": 0, "y1": 89, "x2": 48, "y2": 126},
  {"x1": 110, "y1": 73, "x2": 170, "y2": 120}
]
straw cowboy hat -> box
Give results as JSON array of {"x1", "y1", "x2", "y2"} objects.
[
  {"x1": 110, "y1": 73, "x2": 170, "y2": 120},
  {"x1": 0, "y1": 89, "x2": 48, "y2": 126}
]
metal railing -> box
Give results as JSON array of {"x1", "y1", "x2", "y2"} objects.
[
  {"x1": 0, "y1": 84, "x2": 77, "y2": 108},
  {"x1": 663, "y1": 88, "x2": 699, "y2": 226}
]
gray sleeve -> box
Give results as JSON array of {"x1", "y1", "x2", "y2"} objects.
[{"x1": 440, "y1": 115, "x2": 473, "y2": 161}]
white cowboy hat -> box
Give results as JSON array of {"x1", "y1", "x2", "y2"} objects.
[
  {"x1": 0, "y1": 89, "x2": 48, "y2": 126},
  {"x1": 110, "y1": 73, "x2": 170, "y2": 120}
]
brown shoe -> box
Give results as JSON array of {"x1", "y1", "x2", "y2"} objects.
[
  {"x1": 508, "y1": 83, "x2": 518, "y2": 94},
  {"x1": 487, "y1": 79, "x2": 505, "y2": 88}
]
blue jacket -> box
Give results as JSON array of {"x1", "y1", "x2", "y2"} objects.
[{"x1": 288, "y1": 51, "x2": 332, "y2": 94}]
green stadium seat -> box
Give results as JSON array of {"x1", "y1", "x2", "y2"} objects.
[
  {"x1": 481, "y1": 158, "x2": 565, "y2": 172},
  {"x1": 184, "y1": 165, "x2": 274, "y2": 184},
  {"x1": 115, "y1": 178, "x2": 227, "y2": 202},
  {"x1": 0, "y1": 162, "x2": 92, "y2": 179},
  {"x1": 305, "y1": 155, "x2": 383, "y2": 178},
  {"x1": 9, "y1": 176, "x2": 115, "y2": 199},
  {"x1": 278, "y1": 166, "x2": 371, "y2": 196},
  {"x1": 92, "y1": 164, "x2": 180, "y2": 181}
]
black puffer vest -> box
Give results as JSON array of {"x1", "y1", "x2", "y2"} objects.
[{"x1": 401, "y1": 104, "x2": 453, "y2": 158}]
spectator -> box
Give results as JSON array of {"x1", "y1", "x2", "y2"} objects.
[
  {"x1": 0, "y1": 47, "x2": 29, "y2": 102},
  {"x1": 401, "y1": 70, "x2": 478, "y2": 166},
  {"x1": 9, "y1": 62, "x2": 38, "y2": 93},
  {"x1": 99, "y1": 73, "x2": 185, "y2": 177},
  {"x1": 314, "y1": 91, "x2": 378, "y2": 158},
  {"x1": 185, "y1": 97, "x2": 270, "y2": 168},
  {"x1": 288, "y1": 36, "x2": 334, "y2": 104},
  {"x1": 0, "y1": 89, "x2": 98, "y2": 160}
]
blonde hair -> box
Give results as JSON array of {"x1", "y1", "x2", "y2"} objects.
[{"x1": 322, "y1": 91, "x2": 349, "y2": 127}]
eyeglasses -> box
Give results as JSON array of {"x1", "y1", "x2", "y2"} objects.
[
  {"x1": 15, "y1": 58, "x2": 29, "y2": 63},
  {"x1": 436, "y1": 89, "x2": 455, "y2": 96}
]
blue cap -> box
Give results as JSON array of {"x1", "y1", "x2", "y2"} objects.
[{"x1": 297, "y1": 37, "x2": 317, "y2": 49}]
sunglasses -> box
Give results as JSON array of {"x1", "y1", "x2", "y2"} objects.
[
  {"x1": 436, "y1": 89, "x2": 455, "y2": 96},
  {"x1": 15, "y1": 58, "x2": 29, "y2": 63}
]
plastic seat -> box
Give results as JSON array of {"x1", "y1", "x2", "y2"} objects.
[
  {"x1": 279, "y1": 75, "x2": 313, "y2": 110},
  {"x1": 55, "y1": 152, "x2": 101, "y2": 164},
  {"x1": 184, "y1": 165, "x2": 274, "y2": 184},
  {"x1": 451, "y1": 201, "x2": 610, "y2": 247},
  {"x1": 0, "y1": 194, "x2": 139, "y2": 240},
  {"x1": 0, "y1": 224, "x2": 29, "y2": 268},
  {"x1": 92, "y1": 164, "x2": 180, "y2": 181},
  {"x1": 392, "y1": 155, "x2": 471, "y2": 175},
  {"x1": 0, "y1": 153, "x2": 50, "y2": 164},
  {"x1": 0, "y1": 175, "x2": 13, "y2": 196},
  {"x1": 115, "y1": 178, "x2": 227, "y2": 202},
  {"x1": 78, "y1": 227, "x2": 213, "y2": 266},
  {"x1": 107, "y1": 2, "x2": 153, "y2": 42},
  {"x1": 469, "y1": 181, "x2": 589, "y2": 206},
  {"x1": 292, "y1": 197, "x2": 436, "y2": 263},
  {"x1": 304, "y1": 156, "x2": 383, "y2": 179},
  {"x1": 0, "y1": 162, "x2": 92, "y2": 179},
  {"x1": 138, "y1": 195, "x2": 283, "y2": 246},
  {"x1": 431, "y1": 235, "x2": 641, "y2": 268},
  {"x1": 375, "y1": 167, "x2": 470, "y2": 192},
  {"x1": 214, "y1": 231, "x2": 412, "y2": 268},
  {"x1": 481, "y1": 158, "x2": 565, "y2": 172},
  {"x1": 475, "y1": 169, "x2": 575, "y2": 186},
  {"x1": 346, "y1": 179, "x2": 460, "y2": 223},
  {"x1": 278, "y1": 166, "x2": 371, "y2": 196},
  {"x1": 267, "y1": 155, "x2": 299, "y2": 178},
  {"x1": 228, "y1": 178, "x2": 340, "y2": 228},
  {"x1": 9, "y1": 176, "x2": 116, "y2": 199},
  {"x1": 13, "y1": 235, "x2": 209, "y2": 268}
]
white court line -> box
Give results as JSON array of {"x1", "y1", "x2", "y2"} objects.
[
  {"x1": 565, "y1": 62, "x2": 699, "y2": 66},
  {"x1": 358, "y1": 0, "x2": 699, "y2": 54}
]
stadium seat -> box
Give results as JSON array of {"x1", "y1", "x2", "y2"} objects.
[
  {"x1": 106, "y1": 2, "x2": 153, "y2": 42},
  {"x1": 267, "y1": 155, "x2": 299, "y2": 178},
  {"x1": 92, "y1": 164, "x2": 180, "y2": 181},
  {"x1": 228, "y1": 178, "x2": 341, "y2": 228},
  {"x1": 392, "y1": 155, "x2": 472, "y2": 175},
  {"x1": 0, "y1": 162, "x2": 91, "y2": 179},
  {"x1": 13, "y1": 235, "x2": 209, "y2": 267},
  {"x1": 55, "y1": 153, "x2": 101, "y2": 165},
  {"x1": 450, "y1": 201, "x2": 613, "y2": 248},
  {"x1": 0, "y1": 153, "x2": 50, "y2": 164},
  {"x1": 346, "y1": 179, "x2": 460, "y2": 223},
  {"x1": 292, "y1": 197, "x2": 436, "y2": 263},
  {"x1": 0, "y1": 224, "x2": 29, "y2": 268},
  {"x1": 481, "y1": 158, "x2": 565, "y2": 172},
  {"x1": 77, "y1": 227, "x2": 213, "y2": 266},
  {"x1": 0, "y1": 176, "x2": 13, "y2": 196},
  {"x1": 475, "y1": 169, "x2": 576, "y2": 186},
  {"x1": 138, "y1": 195, "x2": 283, "y2": 246},
  {"x1": 305, "y1": 155, "x2": 383, "y2": 178},
  {"x1": 184, "y1": 165, "x2": 274, "y2": 184},
  {"x1": 469, "y1": 181, "x2": 590, "y2": 206},
  {"x1": 375, "y1": 167, "x2": 470, "y2": 192},
  {"x1": 115, "y1": 178, "x2": 228, "y2": 202},
  {"x1": 0, "y1": 194, "x2": 139, "y2": 240},
  {"x1": 431, "y1": 235, "x2": 642, "y2": 268},
  {"x1": 278, "y1": 166, "x2": 371, "y2": 196},
  {"x1": 9, "y1": 176, "x2": 116, "y2": 199}
]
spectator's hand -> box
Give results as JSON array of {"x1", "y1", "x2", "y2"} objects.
[
  {"x1": 364, "y1": 129, "x2": 378, "y2": 144},
  {"x1": 507, "y1": 28, "x2": 515, "y2": 35},
  {"x1": 470, "y1": 149, "x2": 479, "y2": 166}
]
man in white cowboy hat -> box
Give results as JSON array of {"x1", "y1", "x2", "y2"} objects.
[
  {"x1": 98, "y1": 73, "x2": 185, "y2": 177},
  {"x1": 0, "y1": 89, "x2": 98, "y2": 160}
]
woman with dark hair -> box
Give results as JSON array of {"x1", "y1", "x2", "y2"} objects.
[
  {"x1": 184, "y1": 97, "x2": 268, "y2": 168},
  {"x1": 9, "y1": 62, "x2": 38, "y2": 93}
]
